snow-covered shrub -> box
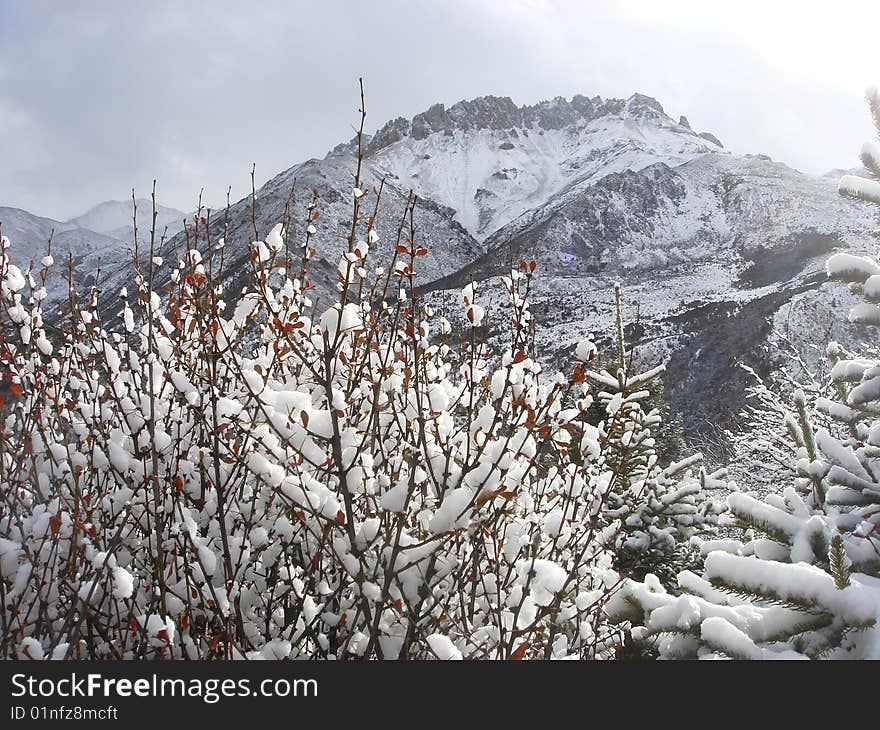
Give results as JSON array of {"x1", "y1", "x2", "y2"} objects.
[
  {"x1": 0, "y1": 118, "x2": 721, "y2": 662},
  {"x1": 611, "y1": 89, "x2": 880, "y2": 659}
]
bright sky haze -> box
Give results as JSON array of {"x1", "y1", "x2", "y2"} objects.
[{"x1": 1, "y1": 0, "x2": 877, "y2": 219}]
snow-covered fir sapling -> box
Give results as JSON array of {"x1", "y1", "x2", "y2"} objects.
[
  {"x1": 581, "y1": 284, "x2": 728, "y2": 587},
  {"x1": 0, "y1": 83, "x2": 727, "y2": 661},
  {"x1": 609, "y1": 87, "x2": 880, "y2": 659}
]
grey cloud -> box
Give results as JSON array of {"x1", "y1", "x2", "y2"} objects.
[{"x1": 0, "y1": 0, "x2": 872, "y2": 220}]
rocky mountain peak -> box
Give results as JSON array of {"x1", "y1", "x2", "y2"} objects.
[
  {"x1": 623, "y1": 92, "x2": 665, "y2": 116},
  {"x1": 366, "y1": 91, "x2": 678, "y2": 156},
  {"x1": 360, "y1": 90, "x2": 724, "y2": 240}
]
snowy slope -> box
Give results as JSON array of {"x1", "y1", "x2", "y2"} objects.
[
  {"x1": 146, "y1": 146, "x2": 483, "y2": 309},
  {"x1": 435, "y1": 152, "x2": 871, "y2": 282},
  {"x1": 418, "y1": 147, "x2": 876, "y2": 448},
  {"x1": 1, "y1": 200, "x2": 184, "y2": 313}
]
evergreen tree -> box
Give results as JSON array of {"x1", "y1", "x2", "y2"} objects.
[
  {"x1": 609, "y1": 89, "x2": 880, "y2": 659},
  {"x1": 583, "y1": 284, "x2": 728, "y2": 585}
]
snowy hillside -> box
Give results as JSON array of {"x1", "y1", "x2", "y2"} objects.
[
  {"x1": 366, "y1": 94, "x2": 874, "y2": 446},
  {"x1": 419, "y1": 147, "x2": 875, "y2": 445},
  {"x1": 0, "y1": 199, "x2": 187, "y2": 311},
  {"x1": 149, "y1": 145, "x2": 484, "y2": 308}
]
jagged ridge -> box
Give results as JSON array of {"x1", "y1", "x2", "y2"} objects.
[{"x1": 367, "y1": 92, "x2": 688, "y2": 153}]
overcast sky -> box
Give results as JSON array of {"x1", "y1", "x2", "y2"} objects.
[{"x1": 1, "y1": 0, "x2": 878, "y2": 220}]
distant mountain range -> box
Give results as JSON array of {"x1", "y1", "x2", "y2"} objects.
[
  {"x1": 2, "y1": 92, "x2": 874, "y2": 449},
  {"x1": 0, "y1": 199, "x2": 186, "y2": 304},
  {"x1": 67, "y1": 199, "x2": 186, "y2": 241}
]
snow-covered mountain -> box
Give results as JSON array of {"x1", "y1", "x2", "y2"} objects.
[
  {"x1": 145, "y1": 92, "x2": 729, "y2": 300},
  {"x1": 363, "y1": 92, "x2": 874, "y2": 447},
  {"x1": 0, "y1": 198, "x2": 184, "y2": 309},
  {"x1": 127, "y1": 91, "x2": 876, "y2": 448},
  {"x1": 367, "y1": 93, "x2": 723, "y2": 240},
  {"x1": 5, "y1": 91, "x2": 873, "y2": 450},
  {"x1": 0, "y1": 206, "x2": 132, "y2": 306},
  {"x1": 133, "y1": 144, "x2": 484, "y2": 310},
  {"x1": 67, "y1": 198, "x2": 186, "y2": 241},
  {"x1": 410, "y1": 126, "x2": 873, "y2": 445}
]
